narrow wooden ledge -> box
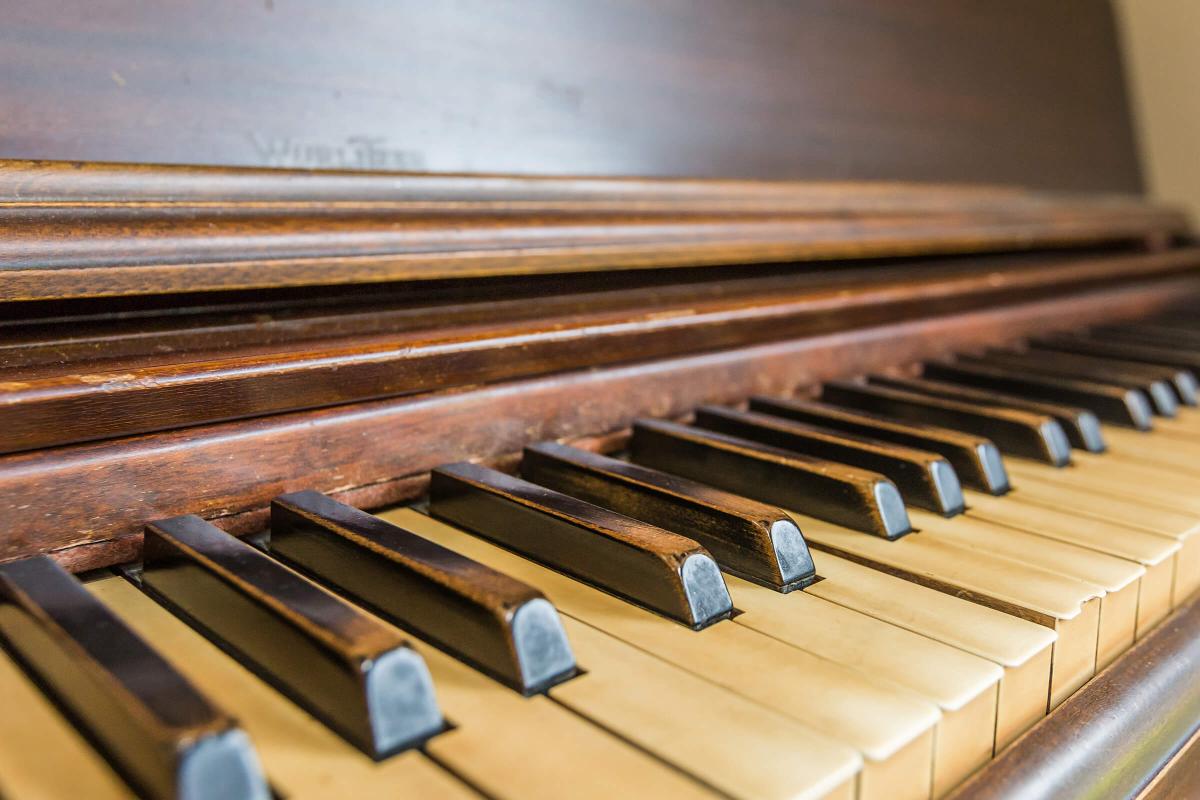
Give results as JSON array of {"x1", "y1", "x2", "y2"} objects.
[
  {"x1": 950, "y1": 592, "x2": 1200, "y2": 800},
  {"x1": 0, "y1": 159, "x2": 1187, "y2": 300}
]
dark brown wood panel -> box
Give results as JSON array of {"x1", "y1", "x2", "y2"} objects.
[
  {"x1": 950, "y1": 592, "x2": 1200, "y2": 800},
  {"x1": 6, "y1": 275, "x2": 1196, "y2": 573},
  {"x1": 0, "y1": 1, "x2": 1142, "y2": 192}
]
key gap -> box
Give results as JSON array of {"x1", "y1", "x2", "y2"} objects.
[{"x1": 543, "y1": 693, "x2": 739, "y2": 800}]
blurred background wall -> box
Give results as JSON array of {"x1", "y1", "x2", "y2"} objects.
[{"x1": 1115, "y1": 0, "x2": 1200, "y2": 222}]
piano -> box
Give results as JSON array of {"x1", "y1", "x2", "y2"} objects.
[{"x1": 1, "y1": 1, "x2": 1198, "y2": 798}]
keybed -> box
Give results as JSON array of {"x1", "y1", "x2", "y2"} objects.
[{"x1": 4, "y1": 313, "x2": 1200, "y2": 799}]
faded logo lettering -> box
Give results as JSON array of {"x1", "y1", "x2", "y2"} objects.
[{"x1": 249, "y1": 134, "x2": 426, "y2": 170}]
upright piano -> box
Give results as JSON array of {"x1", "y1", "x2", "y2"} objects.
[{"x1": 1, "y1": 2, "x2": 1198, "y2": 798}]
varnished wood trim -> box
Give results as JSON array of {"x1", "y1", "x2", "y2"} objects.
[
  {"x1": 949, "y1": 592, "x2": 1200, "y2": 800},
  {"x1": 0, "y1": 160, "x2": 1187, "y2": 300},
  {"x1": 2, "y1": 249, "x2": 1198, "y2": 454},
  {"x1": 0, "y1": 253, "x2": 1157, "y2": 370},
  {"x1": 0, "y1": 159, "x2": 1168, "y2": 213},
  {"x1": 1137, "y1": 725, "x2": 1200, "y2": 800},
  {"x1": 5, "y1": 276, "x2": 1197, "y2": 573}
]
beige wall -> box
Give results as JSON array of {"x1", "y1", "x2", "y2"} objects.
[{"x1": 1114, "y1": 0, "x2": 1200, "y2": 223}]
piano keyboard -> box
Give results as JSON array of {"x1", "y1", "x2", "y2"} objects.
[{"x1": 4, "y1": 319, "x2": 1200, "y2": 800}]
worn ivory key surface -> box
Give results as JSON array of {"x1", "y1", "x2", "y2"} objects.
[
  {"x1": 726, "y1": 574, "x2": 1000, "y2": 796},
  {"x1": 386, "y1": 508, "x2": 939, "y2": 800},
  {"x1": 1105, "y1": 425, "x2": 1200, "y2": 467},
  {"x1": 792, "y1": 512, "x2": 1102, "y2": 708},
  {"x1": 1002, "y1": 476, "x2": 1200, "y2": 607},
  {"x1": 909, "y1": 510, "x2": 1144, "y2": 669},
  {"x1": 807, "y1": 551, "x2": 1057, "y2": 750},
  {"x1": 1010, "y1": 451, "x2": 1200, "y2": 512},
  {"x1": 523, "y1": 441, "x2": 1001, "y2": 794},
  {"x1": 95, "y1": 575, "x2": 726, "y2": 800},
  {"x1": 0, "y1": 646, "x2": 135, "y2": 800},
  {"x1": 961, "y1": 491, "x2": 1178, "y2": 638},
  {"x1": 552, "y1": 617, "x2": 861, "y2": 800}
]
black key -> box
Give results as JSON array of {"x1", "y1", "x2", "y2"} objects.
[
  {"x1": 139, "y1": 516, "x2": 445, "y2": 758},
  {"x1": 749, "y1": 395, "x2": 1011, "y2": 494},
  {"x1": 916, "y1": 358, "x2": 1157, "y2": 428},
  {"x1": 428, "y1": 462, "x2": 734, "y2": 629},
  {"x1": 1031, "y1": 334, "x2": 1200, "y2": 385},
  {"x1": 627, "y1": 418, "x2": 912, "y2": 538},
  {"x1": 270, "y1": 490, "x2": 577, "y2": 694},
  {"x1": 692, "y1": 405, "x2": 965, "y2": 516},
  {"x1": 521, "y1": 441, "x2": 816, "y2": 592},
  {"x1": 1094, "y1": 322, "x2": 1200, "y2": 353},
  {"x1": 877, "y1": 372, "x2": 1106, "y2": 452},
  {"x1": 0, "y1": 556, "x2": 270, "y2": 800},
  {"x1": 985, "y1": 345, "x2": 1197, "y2": 407},
  {"x1": 1065, "y1": 328, "x2": 1200, "y2": 404},
  {"x1": 820, "y1": 380, "x2": 1073, "y2": 466},
  {"x1": 962, "y1": 350, "x2": 1177, "y2": 418}
]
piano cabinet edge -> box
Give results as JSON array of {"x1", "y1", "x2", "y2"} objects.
[
  {"x1": 949, "y1": 591, "x2": 1200, "y2": 800},
  {"x1": 1136, "y1": 725, "x2": 1200, "y2": 800}
]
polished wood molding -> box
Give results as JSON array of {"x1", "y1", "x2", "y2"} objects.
[
  {"x1": 0, "y1": 160, "x2": 1186, "y2": 301},
  {"x1": 950, "y1": 591, "x2": 1200, "y2": 800},
  {"x1": 5, "y1": 274, "x2": 1197, "y2": 573},
  {"x1": 3, "y1": 248, "x2": 1197, "y2": 455}
]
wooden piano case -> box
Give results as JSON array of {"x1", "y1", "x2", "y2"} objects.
[{"x1": 1, "y1": 1, "x2": 1198, "y2": 797}]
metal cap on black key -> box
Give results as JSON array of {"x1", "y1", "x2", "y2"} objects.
[
  {"x1": 141, "y1": 516, "x2": 445, "y2": 759},
  {"x1": 429, "y1": 462, "x2": 734, "y2": 629},
  {"x1": 270, "y1": 490, "x2": 577, "y2": 694},
  {"x1": 521, "y1": 441, "x2": 816, "y2": 592},
  {"x1": 0, "y1": 555, "x2": 270, "y2": 800}
]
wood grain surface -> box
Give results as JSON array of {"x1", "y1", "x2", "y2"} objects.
[{"x1": 0, "y1": 1, "x2": 1142, "y2": 192}]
